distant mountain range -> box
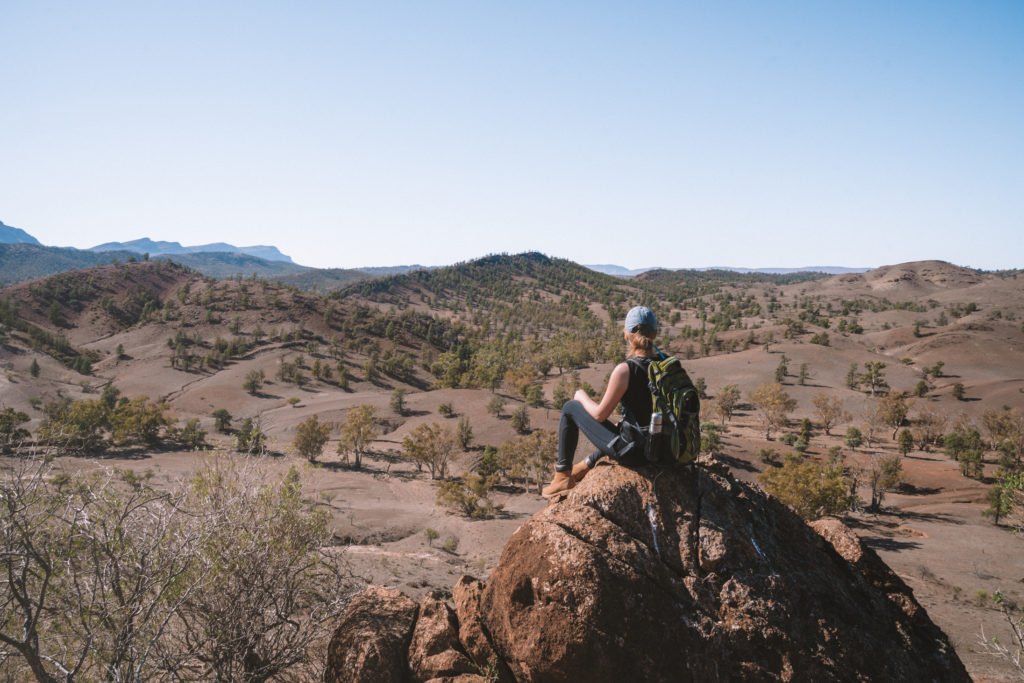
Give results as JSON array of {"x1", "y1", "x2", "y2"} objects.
[
  {"x1": 89, "y1": 238, "x2": 295, "y2": 263},
  {"x1": 1, "y1": 219, "x2": 879, "y2": 286},
  {"x1": 585, "y1": 264, "x2": 871, "y2": 277}
]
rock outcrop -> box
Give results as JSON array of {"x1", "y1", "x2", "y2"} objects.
[{"x1": 325, "y1": 457, "x2": 969, "y2": 682}]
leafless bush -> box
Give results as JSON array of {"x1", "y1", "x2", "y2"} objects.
[{"x1": 0, "y1": 453, "x2": 356, "y2": 682}]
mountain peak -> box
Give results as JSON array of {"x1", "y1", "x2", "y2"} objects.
[{"x1": 0, "y1": 220, "x2": 43, "y2": 246}]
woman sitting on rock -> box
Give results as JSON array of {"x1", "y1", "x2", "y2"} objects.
[{"x1": 541, "y1": 306, "x2": 660, "y2": 498}]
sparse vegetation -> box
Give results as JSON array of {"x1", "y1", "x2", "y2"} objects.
[
  {"x1": 759, "y1": 455, "x2": 854, "y2": 520},
  {"x1": 338, "y1": 404, "x2": 380, "y2": 469},
  {"x1": 749, "y1": 383, "x2": 797, "y2": 440},
  {"x1": 293, "y1": 414, "x2": 332, "y2": 462},
  {"x1": 402, "y1": 422, "x2": 456, "y2": 480},
  {"x1": 243, "y1": 368, "x2": 265, "y2": 394},
  {"x1": 511, "y1": 404, "x2": 531, "y2": 433}
]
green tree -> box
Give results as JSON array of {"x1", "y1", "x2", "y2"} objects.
[
  {"x1": 952, "y1": 382, "x2": 965, "y2": 401},
  {"x1": 714, "y1": 384, "x2": 742, "y2": 424},
  {"x1": 945, "y1": 427, "x2": 984, "y2": 479},
  {"x1": 243, "y1": 368, "x2": 265, "y2": 395},
  {"x1": 525, "y1": 383, "x2": 545, "y2": 408},
  {"x1": 914, "y1": 380, "x2": 929, "y2": 398},
  {"x1": 701, "y1": 422, "x2": 724, "y2": 455},
  {"x1": 337, "y1": 404, "x2": 379, "y2": 469},
  {"x1": 37, "y1": 398, "x2": 111, "y2": 454},
  {"x1": 983, "y1": 471, "x2": 1023, "y2": 525},
  {"x1": 29, "y1": 358, "x2": 40, "y2": 378},
  {"x1": 775, "y1": 357, "x2": 788, "y2": 383},
  {"x1": 486, "y1": 394, "x2": 506, "y2": 417},
  {"x1": 876, "y1": 392, "x2": 912, "y2": 439},
  {"x1": 759, "y1": 456, "x2": 854, "y2": 520},
  {"x1": 797, "y1": 363, "x2": 809, "y2": 386},
  {"x1": 456, "y1": 416, "x2": 473, "y2": 450},
  {"x1": 293, "y1": 414, "x2": 332, "y2": 463},
  {"x1": 898, "y1": 429, "x2": 915, "y2": 456},
  {"x1": 235, "y1": 417, "x2": 267, "y2": 455},
  {"x1": 212, "y1": 408, "x2": 233, "y2": 433},
  {"x1": 172, "y1": 460, "x2": 350, "y2": 681},
  {"x1": 0, "y1": 406, "x2": 31, "y2": 452},
  {"x1": 436, "y1": 474, "x2": 499, "y2": 518},
  {"x1": 177, "y1": 417, "x2": 207, "y2": 449},
  {"x1": 748, "y1": 383, "x2": 797, "y2": 440},
  {"x1": 0, "y1": 457, "x2": 351, "y2": 682},
  {"x1": 844, "y1": 426, "x2": 863, "y2": 450},
  {"x1": 390, "y1": 387, "x2": 408, "y2": 416},
  {"x1": 402, "y1": 422, "x2": 456, "y2": 479},
  {"x1": 511, "y1": 404, "x2": 531, "y2": 434},
  {"x1": 860, "y1": 361, "x2": 888, "y2": 396},
  {"x1": 109, "y1": 396, "x2": 170, "y2": 446},
  {"x1": 867, "y1": 454, "x2": 904, "y2": 510},
  {"x1": 495, "y1": 430, "x2": 557, "y2": 493},
  {"x1": 812, "y1": 392, "x2": 847, "y2": 436},
  {"x1": 845, "y1": 363, "x2": 861, "y2": 390},
  {"x1": 982, "y1": 406, "x2": 1024, "y2": 470}
]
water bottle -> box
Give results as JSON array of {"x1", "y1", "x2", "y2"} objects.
[
  {"x1": 646, "y1": 412, "x2": 663, "y2": 463},
  {"x1": 650, "y1": 412, "x2": 663, "y2": 434}
]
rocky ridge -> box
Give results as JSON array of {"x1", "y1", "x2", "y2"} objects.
[{"x1": 325, "y1": 457, "x2": 968, "y2": 682}]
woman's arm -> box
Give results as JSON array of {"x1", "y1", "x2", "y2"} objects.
[{"x1": 574, "y1": 362, "x2": 630, "y2": 423}]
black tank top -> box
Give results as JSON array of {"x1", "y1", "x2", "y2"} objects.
[{"x1": 621, "y1": 357, "x2": 654, "y2": 427}]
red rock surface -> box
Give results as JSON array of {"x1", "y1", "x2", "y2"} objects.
[
  {"x1": 327, "y1": 457, "x2": 969, "y2": 682},
  {"x1": 324, "y1": 586, "x2": 418, "y2": 683}
]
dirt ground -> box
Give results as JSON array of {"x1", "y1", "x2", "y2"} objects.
[{"x1": 38, "y1": 395, "x2": 1024, "y2": 682}]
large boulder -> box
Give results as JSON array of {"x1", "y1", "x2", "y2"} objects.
[
  {"x1": 324, "y1": 586, "x2": 418, "y2": 683},
  {"x1": 327, "y1": 458, "x2": 968, "y2": 682},
  {"x1": 408, "y1": 593, "x2": 478, "y2": 681}
]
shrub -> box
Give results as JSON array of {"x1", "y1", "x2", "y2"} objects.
[
  {"x1": 337, "y1": 404, "x2": 380, "y2": 469},
  {"x1": 390, "y1": 388, "x2": 408, "y2": 416},
  {"x1": 759, "y1": 456, "x2": 854, "y2": 520},
  {"x1": 402, "y1": 422, "x2": 456, "y2": 480},
  {"x1": 486, "y1": 395, "x2": 505, "y2": 417},
  {"x1": 844, "y1": 427, "x2": 863, "y2": 450},
  {"x1": 456, "y1": 416, "x2": 473, "y2": 449},
  {"x1": 438, "y1": 402, "x2": 455, "y2": 417},
  {"x1": 212, "y1": 408, "x2": 232, "y2": 433},
  {"x1": 757, "y1": 447, "x2": 779, "y2": 465},
  {"x1": 436, "y1": 474, "x2": 499, "y2": 519},
  {"x1": 510, "y1": 405, "x2": 531, "y2": 434},
  {"x1": 293, "y1": 414, "x2": 332, "y2": 462},
  {"x1": 178, "y1": 417, "x2": 207, "y2": 449},
  {"x1": 243, "y1": 369, "x2": 265, "y2": 395},
  {"x1": 0, "y1": 456, "x2": 352, "y2": 682}
]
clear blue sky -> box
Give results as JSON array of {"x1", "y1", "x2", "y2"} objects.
[{"x1": 1, "y1": 1, "x2": 1021, "y2": 270}]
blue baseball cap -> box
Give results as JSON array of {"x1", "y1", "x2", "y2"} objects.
[{"x1": 624, "y1": 306, "x2": 657, "y2": 333}]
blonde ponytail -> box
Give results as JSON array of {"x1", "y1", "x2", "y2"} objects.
[{"x1": 626, "y1": 325, "x2": 656, "y2": 358}]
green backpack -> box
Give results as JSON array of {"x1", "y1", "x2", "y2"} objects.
[{"x1": 631, "y1": 355, "x2": 701, "y2": 465}]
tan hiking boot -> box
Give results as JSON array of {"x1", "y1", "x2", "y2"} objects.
[
  {"x1": 541, "y1": 470, "x2": 573, "y2": 498},
  {"x1": 570, "y1": 460, "x2": 592, "y2": 484}
]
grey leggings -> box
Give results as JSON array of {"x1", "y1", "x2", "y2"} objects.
[{"x1": 556, "y1": 400, "x2": 635, "y2": 472}]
